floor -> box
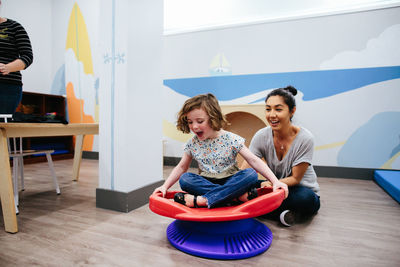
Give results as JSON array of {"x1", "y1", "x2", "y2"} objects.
[{"x1": 0, "y1": 159, "x2": 399, "y2": 266}]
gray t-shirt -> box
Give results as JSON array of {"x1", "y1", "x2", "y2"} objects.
[{"x1": 249, "y1": 127, "x2": 320, "y2": 195}]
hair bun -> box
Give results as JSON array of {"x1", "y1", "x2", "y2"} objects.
[{"x1": 284, "y1": 85, "x2": 297, "y2": 96}]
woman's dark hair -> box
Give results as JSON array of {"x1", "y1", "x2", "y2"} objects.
[{"x1": 265, "y1": 85, "x2": 297, "y2": 112}]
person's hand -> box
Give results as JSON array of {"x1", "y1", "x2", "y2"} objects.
[
  {"x1": 260, "y1": 180, "x2": 272, "y2": 188},
  {"x1": 152, "y1": 185, "x2": 167, "y2": 197},
  {"x1": 0, "y1": 63, "x2": 10, "y2": 75},
  {"x1": 272, "y1": 180, "x2": 289, "y2": 199}
]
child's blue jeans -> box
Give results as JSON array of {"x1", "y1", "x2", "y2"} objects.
[{"x1": 179, "y1": 168, "x2": 259, "y2": 208}]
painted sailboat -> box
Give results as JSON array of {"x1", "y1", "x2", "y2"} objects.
[{"x1": 209, "y1": 53, "x2": 232, "y2": 76}]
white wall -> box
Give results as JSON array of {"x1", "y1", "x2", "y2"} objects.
[
  {"x1": 3, "y1": 0, "x2": 164, "y2": 190},
  {"x1": 98, "y1": 0, "x2": 163, "y2": 192},
  {"x1": 162, "y1": 7, "x2": 400, "y2": 169},
  {"x1": 123, "y1": 0, "x2": 163, "y2": 190},
  {"x1": 163, "y1": 7, "x2": 399, "y2": 78},
  {"x1": 51, "y1": 0, "x2": 100, "y2": 92},
  {"x1": 2, "y1": 0, "x2": 52, "y2": 93},
  {"x1": 164, "y1": 0, "x2": 400, "y2": 34},
  {"x1": 4, "y1": 0, "x2": 398, "y2": 174}
]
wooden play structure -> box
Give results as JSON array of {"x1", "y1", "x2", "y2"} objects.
[{"x1": 221, "y1": 104, "x2": 267, "y2": 166}]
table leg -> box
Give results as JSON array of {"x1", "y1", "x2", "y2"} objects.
[
  {"x1": 72, "y1": 134, "x2": 85, "y2": 181},
  {"x1": 0, "y1": 129, "x2": 18, "y2": 233}
]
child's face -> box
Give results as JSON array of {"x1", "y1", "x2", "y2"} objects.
[{"x1": 186, "y1": 108, "x2": 216, "y2": 141}]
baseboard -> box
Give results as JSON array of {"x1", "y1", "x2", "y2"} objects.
[
  {"x1": 314, "y1": 165, "x2": 378, "y2": 180},
  {"x1": 82, "y1": 151, "x2": 99, "y2": 160},
  {"x1": 96, "y1": 180, "x2": 164, "y2": 212},
  {"x1": 164, "y1": 156, "x2": 198, "y2": 168}
]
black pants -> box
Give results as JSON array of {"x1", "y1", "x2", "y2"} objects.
[{"x1": 0, "y1": 83, "x2": 22, "y2": 116}]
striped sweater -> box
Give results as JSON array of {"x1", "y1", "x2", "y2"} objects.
[{"x1": 0, "y1": 18, "x2": 33, "y2": 85}]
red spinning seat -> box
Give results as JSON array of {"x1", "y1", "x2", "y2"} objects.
[{"x1": 149, "y1": 187, "x2": 285, "y2": 222}]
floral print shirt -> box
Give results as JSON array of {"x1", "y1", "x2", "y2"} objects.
[{"x1": 184, "y1": 131, "x2": 245, "y2": 178}]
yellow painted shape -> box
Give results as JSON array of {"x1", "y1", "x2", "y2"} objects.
[
  {"x1": 95, "y1": 104, "x2": 99, "y2": 123},
  {"x1": 381, "y1": 151, "x2": 400, "y2": 169},
  {"x1": 66, "y1": 3, "x2": 93, "y2": 74},
  {"x1": 315, "y1": 141, "x2": 346, "y2": 151},
  {"x1": 163, "y1": 119, "x2": 193, "y2": 143},
  {"x1": 209, "y1": 53, "x2": 230, "y2": 69},
  {"x1": 66, "y1": 82, "x2": 95, "y2": 151}
]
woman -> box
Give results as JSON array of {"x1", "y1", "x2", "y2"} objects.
[
  {"x1": 0, "y1": 0, "x2": 33, "y2": 116},
  {"x1": 241, "y1": 85, "x2": 320, "y2": 226}
]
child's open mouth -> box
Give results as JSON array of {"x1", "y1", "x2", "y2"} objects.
[{"x1": 196, "y1": 131, "x2": 204, "y2": 138}]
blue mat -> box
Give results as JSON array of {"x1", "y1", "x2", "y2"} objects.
[{"x1": 374, "y1": 170, "x2": 400, "y2": 203}]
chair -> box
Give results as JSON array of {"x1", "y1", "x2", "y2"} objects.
[
  {"x1": 149, "y1": 187, "x2": 285, "y2": 260},
  {"x1": 0, "y1": 114, "x2": 60, "y2": 215}
]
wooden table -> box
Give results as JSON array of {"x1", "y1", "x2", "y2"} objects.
[{"x1": 0, "y1": 123, "x2": 99, "y2": 233}]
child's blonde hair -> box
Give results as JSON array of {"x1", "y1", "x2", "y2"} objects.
[{"x1": 177, "y1": 93, "x2": 228, "y2": 134}]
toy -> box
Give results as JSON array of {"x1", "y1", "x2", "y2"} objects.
[{"x1": 149, "y1": 187, "x2": 285, "y2": 259}]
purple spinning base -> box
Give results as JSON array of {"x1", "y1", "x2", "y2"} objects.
[{"x1": 167, "y1": 218, "x2": 273, "y2": 260}]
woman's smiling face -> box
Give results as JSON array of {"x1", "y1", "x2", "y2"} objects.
[{"x1": 265, "y1": 95, "x2": 294, "y2": 130}]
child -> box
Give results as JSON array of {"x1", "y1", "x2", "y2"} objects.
[{"x1": 153, "y1": 93, "x2": 288, "y2": 208}]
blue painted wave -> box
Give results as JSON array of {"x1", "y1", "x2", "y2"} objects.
[
  {"x1": 164, "y1": 66, "x2": 400, "y2": 102},
  {"x1": 337, "y1": 112, "x2": 400, "y2": 169},
  {"x1": 51, "y1": 64, "x2": 66, "y2": 95}
]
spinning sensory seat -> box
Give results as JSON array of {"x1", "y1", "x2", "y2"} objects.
[{"x1": 149, "y1": 187, "x2": 285, "y2": 260}]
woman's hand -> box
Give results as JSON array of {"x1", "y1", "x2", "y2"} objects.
[
  {"x1": 260, "y1": 180, "x2": 272, "y2": 188},
  {"x1": 0, "y1": 63, "x2": 10, "y2": 75},
  {"x1": 0, "y1": 59, "x2": 27, "y2": 75},
  {"x1": 152, "y1": 185, "x2": 168, "y2": 197},
  {"x1": 272, "y1": 180, "x2": 289, "y2": 198}
]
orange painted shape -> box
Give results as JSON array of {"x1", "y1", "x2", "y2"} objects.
[{"x1": 66, "y1": 82, "x2": 95, "y2": 151}]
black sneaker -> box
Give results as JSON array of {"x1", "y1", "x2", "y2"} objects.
[{"x1": 279, "y1": 210, "x2": 295, "y2": 227}]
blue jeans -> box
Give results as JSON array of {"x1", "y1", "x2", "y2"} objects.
[
  {"x1": 0, "y1": 83, "x2": 22, "y2": 116},
  {"x1": 179, "y1": 168, "x2": 259, "y2": 208}
]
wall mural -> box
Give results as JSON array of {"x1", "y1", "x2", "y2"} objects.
[
  {"x1": 51, "y1": 3, "x2": 99, "y2": 151},
  {"x1": 162, "y1": 24, "x2": 400, "y2": 170}
]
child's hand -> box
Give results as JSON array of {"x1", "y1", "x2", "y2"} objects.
[
  {"x1": 272, "y1": 181, "x2": 289, "y2": 198},
  {"x1": 152, "y1": 185, "x2": 167, "y2": 197}
]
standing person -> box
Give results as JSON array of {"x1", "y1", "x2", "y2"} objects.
[
  {"x1": 242, "y1": 86, "x2": 320, "y2": 226},
  {"x1": 153, "y1": 93, "x2": 288, "y2": 208},
  {"x1": 0, "y1": 0, "x2": 33, "y2": 116}
]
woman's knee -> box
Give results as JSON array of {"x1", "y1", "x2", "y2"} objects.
[{"x1": 288, "y1": 186, "x2": 320, "y2": 214}]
